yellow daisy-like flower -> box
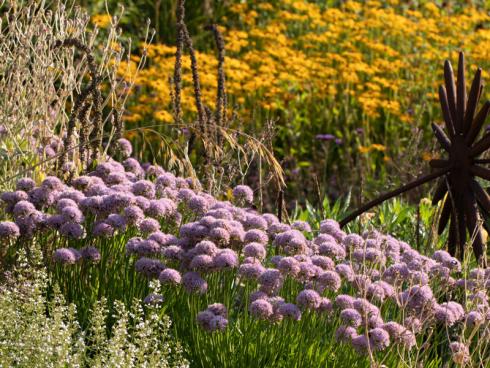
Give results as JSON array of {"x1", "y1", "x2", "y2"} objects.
[{"x1": 91, "y1": 14, "x2": 111, "y2": 29}]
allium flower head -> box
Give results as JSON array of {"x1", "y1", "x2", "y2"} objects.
[
  {"x1": 182, "y1": 271, "x2": 208, "y2": 294},
  {"x1": 351, "y1": 335, "x2": 370, "y2": 355},
  {"x1": 0, "y1": 221, "x2": 20, "y2": 240},
  {"x1": 434, "y1": 302, "x2": 465, "y2": 326},
  {"x1": 116, "y1": 138, "x2": 132, "y2": 157},
  {"x1": 123, "y1": 205, "x2": 145, "y2": 225},
  {"x1": 335, "y1": 294, "x2": 355, "y2": 310},
  {"x1": 249, "y1": 299, "x2": 274, "y2": 320},
  {"x1": 209, "y1": 227, "x2": 230, "y2": 245},
  {"x1": 188, "y1": 195, "x2": 210, "y2": 215},
  {"x1": 232, "y1": 185, "x2": 253, "y2": 205},
  {"x1": 259, "y1": 268, "x2": 284, "y2": 294},
  {"x1": 135, "y1": 257, "x2": 165, "y2": 279},
  {"x1": 243, "y1": 242, "x2": 267, "y2": 260},
  {"x1": 335, "y1": 325, "x2": 358, "y2": 343},
  {"x1": 465, "y1": 310, "x2": 484, "y2": 328},
  {"x1": 207, "y1": 303, "x2": 228, "y2": 318},
  {"x1": 311, "y1": 255, "x2": 335, "y2": 270},
  {"x1": 59, "y1": 222, "x2": 85, "y2": 239},
  {"x1": 399, "y1": 285, "x2": 436, "y2": 314},
  {"x1": 159, "y1": 268, "x2": 182, "y2": 285},
  {"x1": 138, "y1": 218, "x2": 160, "y2": 234},
  {"x1": 190, "y1": 254, "x2": 214, "y2": 271},
  {"x1": 449, "y1": 342, "x2": 470, "y2": 365},
  {"x1": 369, "y1": 328, "x2": 390, "y2": 351},
  {"x1": 244, "y1": 229, "x2": 268, "y2": 244},
  {"x1": 41, "y1": 176, "x2": 64, "y2": 191},
  {"x1": 60, "y1": 206, "x2": 84, "y2": 223},
  {"x1": 213, "y1": 249, "x2": 238, "y2": 270},
  {"x1": 296, "y1": 289, "x2": 321, "y2": 310},
  {"x1": 132, "y1": 180, "x2": 156, "y2": 198},
  {"x1": 340, "y1": 308, "x2": 362, "y2": 327},
  {"x1": 143, "y1": 293, "x2": 164, "y2": 306},
  {"x1": 317, "y1": 271, "x2": 341, "y2": 292},
  {"x1": 277, "y1": 303, "x2": 301, "y2": 321},
  {"x1": 334, "y1": 263, "x2": 355, "y2": 281},
  {"x1": 80, "y1": 246, "x2": 101, "y2": 263},
  {"x1": 16, "y1": 178, "x2": 36, "y2": 192},
  {"x1": 13, "y1": 200, "x2": 36, "y2": 218},
  {"x1": 54, "y1": 247, "x2": 81, "y2": 265},
  {"x1": 92, "y1": 219, "x2": 115, "y2": 236},
  {"x1": 291, "y1": 220, "x2": 312, "y2": 233},
  {"x1": 197, "y1": 310, "x2": 215, "y2": 332},
  {"x1": 382, "y1": 322, "x2": 416, "y2": 350},
  {"x1": 277, "y1": 257, "x2": 301, "y2": 277},
  {"x1": 239, "y1": 263, "x2": 265, "y2": 280}
]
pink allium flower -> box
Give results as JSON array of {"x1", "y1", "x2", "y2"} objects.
[
  {"x1": 162, "y1": 245, "x2": 185, "y2": 261},
  {"x1": 244, "y1": 229, "x2": 268, "y2": 245},
  {"x1": 143, "y1": 293, "x2": 164, "y2": 306},
  {"x1": 239, "y1": 263, "x2": 265, "y2": 280},
  {"x1": 250, "y1": 291, "x2": 268, "y2": 302},
  {"x1": 132, "y1": 180, "x2": 156, "y2": 198},
  {"x1": 59, "y1": 222, "x2": 85, "y2": 239},
  {"x1": 335, "y1": 263, "x2": 355, "y2": 281},
  {"x1": 182, "y1": 271, "x2": 208, "y2": 294},
  {"x1": 213, "y1": 249, "x2": 238, "y2": 270},
  {"x1": 197, "y1": 310, "x2": 215, "y2": 332},
  {"x1": 258, "y1": 268, "x2": 284, "y2": 294},
  {"x1": 243, "y1": 242, "x2": 267, "y2": 260},
  {"x1": 54, "y1": 247, "x2": 81, "y2": 265},
  {"x1": 232, "y1": 185, "x2": 253, "y2": 204},
  {"x1": 13, "y1": 200, "x2": 37, "y2": 218},
  {"x1": 207, "y1": 303, "x2": 228, "y2": 318},
  {"x1": 434, "y1": 302, "x2": 465, "y2": 326},
  {"x1": 335, "y1": 325, "x2": 358, "y2": 343},
  {"x1": 0, "y1": 221, "x2": 20, "y2": 240},
  {"x1": 311, "y1": 255, "x2": 335, "y2": 270},
  {"x1": 340, "y1": 308, "x2": 362, "y2": 327},
  {"x1": 93, "y1": 222, "x2": 114, "y2": 237},
  {"x1": 449, "y1": 342, "x2": 470, "y2": 365},
  {"x1": 159, "y1": 268, "x2": 182, "y2": 285},
  {"x1": 317, "y1": 270, "x2": 341, "y2": 292},
  {"x1": 335, "y1": 295, "x2": 355, "y2": 310},
  {"x1": 291, "y1": 220, "x2": 312, "y2": 233},
  {"x1": 277, "y1": 256, "x2": 301, "y2": 277},
  {"x1": 465, "y1": 310, "x2": 484, "y2": 328},
  {"x1": 138, "y1": 218, "x2": 160, "y2": 234},
  {"x1": 351, "y1": 335, "x2": 370, "y2": 355},
  {"x1": 80, "y1": 246, "x2": 101, "y2": 263},
  {"x1": 368, "y1": 327, "x2": 390, "y2": 351},
  {"x1": 399, "y1": 285, "x2": 436, "y2": 314},
  {"x1": 403, "y1": 316, "x2": 423, "y2": 334},
  {"x1": 16, "y1": 178, "x2": 35, "y2": 192},
  {"x1": 277, "y1": 303, "x2": 301, "y2": 321},
  {"x1": 135, "y1": 257, "x2": 165, "y2": 279},
  {"x1": 190, "y1": 254, "x2": 214, "y2": 271},
  {"x1": 296, "y1": 289, "x2": 321, "y2": 310},
  {"x1": 249, "y1": 299, "x2": 274, "y2": 320}
]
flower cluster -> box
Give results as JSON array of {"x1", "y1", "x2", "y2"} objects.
[{"x1": 1, "y1": 139, "x2": 489, "y2": 360}]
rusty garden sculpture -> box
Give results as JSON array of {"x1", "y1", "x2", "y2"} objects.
[{"x1": 340, "y1": 52, "x2": 489, "y2": 265}]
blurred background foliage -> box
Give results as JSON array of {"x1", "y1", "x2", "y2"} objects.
[{"x1": 74, "y1": 0, "x2": 490, "y2": 216}]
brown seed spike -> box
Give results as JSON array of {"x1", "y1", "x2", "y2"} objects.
[
  {"x1": 464, "y1": 68, "x2": 482, "y2": 135},
  {"x1": 456, "y1": 52, "x2": 467, "y2": 134},
  {"x1": 444, "y1": 60, "x2": 458, "y2": 122}
]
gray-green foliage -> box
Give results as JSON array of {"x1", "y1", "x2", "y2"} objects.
[{"x1": 0, "y1": 250, "x2": 188, "y2": 368}]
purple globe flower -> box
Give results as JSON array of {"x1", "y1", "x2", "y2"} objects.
[
  {"x1": 54, "y1": 248, "x2": 81, "y2": 265},
  {"x1": 143, "y1": 293, "x2": 164, "y2": 306},
  {"x1": 123, "y1": 205, "x2": 145, "y2": 226},
  {"x1": 449, "y1": 342, "x2": 470, "y2": 365},
  {"x1": 138, "y1": 218, "x2": 160, "y2": 234},
  {"x1": 213, "y1": 249, "x2": 238, "y2": 270},
  {"x1": 197, "y1": 310, "x2": 215, "y2": 332},
  {"x1": 0, "y1": 221, "x2": 20, "y2": 240},
  {"x1": 16, "y1": 178, "x2": 36, "y2": 192},
  {"x1": 238, "y1": 262, "x2": 265, "y2": 280},
  {"x1": 207, "y1": 303, "x2": 228, "y2": 318},
  {"x1": 190, "y1": 254, "x2": 214, "y2": 272},
  {"x1": 13, "y1": 200, "x2": 37, "y2": 218},
  {"x1": 249, "y1": 299, "x2": 274, "y2": 320},
  {"x1": 92, "y1": 222, "x2": 114, "y2": 237},
  {"x1": 116, "y1": 138, "x2": 133, "y2": 157},
  {"x1": 159, "y1": 268, "x2": 182, "y2": 285},
  {"x1": 335, "y1": 325, "x2": 358, "y2": 343},
  {"x1": 340, "y1": 308, "x2": 363, "y2": 327},
  {"x1": 243, "y1": 242, "x2": 267, "y2": 260},
  {"x1": 232, "y1": 185, "x2": 253, "y2": 205},
  {"x1": 277, "y1": 303, "x2": 301, "y2": 321},
  {"x1": 335, "y1": 295, "x2": 356, "y2": 310},
  {"x1": 80, "y1": 246, "x2": 101, "y2": 263},
  {"x1": 182, "y1": 271, "x2": 208, "y2": 294},
  {"x1": 351, "y1": 335, "x2": 370, "y2": 355},
  {"x1": 369, "y1": 327, "x2": 390, "y2": 351},
  {"x1": 296, "y1": 289, "x2": 321, "y2": 310},
  {"x1": 317, "y1": 270, "x2": 342, "y2": 292},
  {"x1": 134, "y1": 257, "x2": 165, "y2": 279},
  {"x1": 59, "y1": 222, "x2": 85, "y2": 239}
]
